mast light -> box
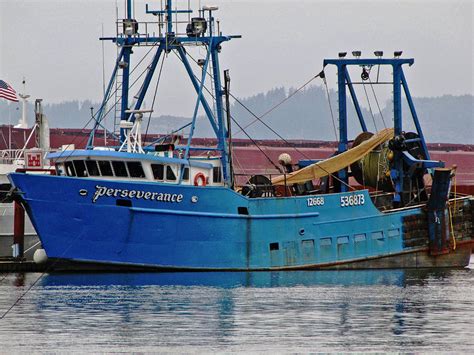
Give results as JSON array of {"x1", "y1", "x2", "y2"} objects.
[{"x1": 123, "y1": 19, "x2": 138, "y2": 36}]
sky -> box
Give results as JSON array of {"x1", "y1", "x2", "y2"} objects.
[{"x1": 0, "y1": 0, "x2": 472, "y2": 118}]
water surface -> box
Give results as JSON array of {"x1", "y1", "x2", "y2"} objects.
[{"x1": 0, "y1": 259, "x2": 473, "y2": 352}]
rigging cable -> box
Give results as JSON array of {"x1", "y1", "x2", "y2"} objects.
[
  {"x1": 362, "y1": 69, "x2": 378, "y2": 131},
  {"x1": 172, "y1": 49, "x2": 282, "y2": 171},
  {"x1": 321, "y1": 71, "x2": 339, "y2": 140},
  {"x1": 368, "y1": 76, "x2": 387, "y2": 128},
  {"x1": 55, "y1": 44, "x2": 166, "y2": 162},
  {"x1": 144, "y1": 54, "x2": 166, "y2": 143},
  {"x1": 229, "y1": 89, "x2": 355, "y2": 190},
  {"x1": 229, "y1": 116, "x2": 283, "y2": 172},
  {"x1": 100, "y1": 41, "x2": 163, "y2": 132},
  {"x1": 0, "y1": 220, "x2": 89, "y2": 320},
  {"x1": 175, "y1": 50, "x2": 354, "y2": 190},
  {"x1": 235, "y1": 74, "x2": 322, "y2": 135}
]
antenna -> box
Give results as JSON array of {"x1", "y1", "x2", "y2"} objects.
[{"x1": 101, "y1": 23, "x2": 107, "y2": 146}]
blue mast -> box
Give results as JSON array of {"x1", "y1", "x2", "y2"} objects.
[
  {"x1": 323, "y1": 56, "x2": 443, "y2": 203},
  {"x1": 119, "y1": 0, "x2": 134, "y2": 142},
  {"x1": 89, "y1": 0, "x2": 240, "y2": 186}
]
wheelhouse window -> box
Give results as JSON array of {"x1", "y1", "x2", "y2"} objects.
[
  {"x1": 73, "y1": 160, "x2": 88, "y2": 177},
  {"x1": 213, "y1": 166, "x2": 222, "y2": 183},
  {"x1": 85, "y1": 160, "x2": 100, "y2": 176},
  {"x1": 112, "y1": 161, "x2": 128, "y2": 177},
  {"x1": 98, "y1": 161, "x2": 113, "y2": 176},
  {"x1": 127, "y1": 161, "x2": 145, "y2": 178},
  {"x1": 166, "y1": 166, "x2": 177, "y2": 181},
  {"x1": 182, "y1": 167, "x2": 190, "y2": 181},
  {"x1": 64, "y1": 161, "x2": 76, "y2": 177},
  {"x1": 55, "y1": 163, "x2": 63, "y2": 176},
  {"x1": 151, "y1": 164, "x2": 164, "y2": 180}
]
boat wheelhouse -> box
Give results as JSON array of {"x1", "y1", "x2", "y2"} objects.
[{"x1": 52, "y1": 150, "x2": 224, "y2": 187}]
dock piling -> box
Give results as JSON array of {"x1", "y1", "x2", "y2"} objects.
[{"x1": 12, "y1": 201, "x2": 25, "y2": 258}]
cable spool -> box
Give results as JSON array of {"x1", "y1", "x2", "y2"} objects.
[
  {"x1": 241, "y1": 175, "x2": 274, "y2": 198},
  {"x1": 350, "y1": 132, "x2": 394, "y2": 191}
]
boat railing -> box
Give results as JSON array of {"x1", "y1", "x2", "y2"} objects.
[
  {"x1": 0, "y1": 149, "x2": 26, "y2": 165},
  {"x1": 115, "y1": 18, "x2": 204, "y2": 46},
  {"x1": 234, "y1": 172, "x2": 321, "y2": 198},
  {"x1": 0, "y1": 148, "x2": 56, "y2": 167},
  {"x1": 115, "y1": 12, "x2": 216, "y2": 46},
  {"x1": 116, "y1": 20, "x2": 164, "y2": 44}
]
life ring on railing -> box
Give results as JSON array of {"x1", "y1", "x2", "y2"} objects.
[{"x1": 194, "y1": 172, "x2": 207, "y2": 187}]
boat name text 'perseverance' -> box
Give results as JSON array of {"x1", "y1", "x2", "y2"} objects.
[{"x1": 91, "y1": 185, "x2": 184, "y2": 203}]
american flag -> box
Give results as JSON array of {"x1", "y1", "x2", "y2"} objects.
[{"x1": 0, "y1": 80, "x2": 19, "y2": 102}]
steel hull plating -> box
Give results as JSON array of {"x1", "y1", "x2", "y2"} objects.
[{"x1": 9, "y1": 173, "x2": 473, "y2": 270}]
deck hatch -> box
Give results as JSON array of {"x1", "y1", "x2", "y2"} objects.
[
  {"x1": 320, "y1": 238, "x2": 332, "y2": 246},
  {"x1": 371, "y1": 231, "x2": 384, "y2": 240},
  {"x1": 337, "y1": 236, "x2": 349, "y2": 244},
  {"x1": 388, "y1": 228, "x2": 400, "y2": 238},
  {"x1": 354, "y1": 233, "x2": 368, "y2": 256},
  {"x1": 301, "y1": 239, "x2": 315, "y2": 262}
]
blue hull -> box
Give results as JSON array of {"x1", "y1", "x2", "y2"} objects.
[{"x1": 8, "y1": 173, "x2": 470, "y2": 270}]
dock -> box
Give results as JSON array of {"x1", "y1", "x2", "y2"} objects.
[{"x1": 0, "y1": 257, "x2": 48, "y2": 272}]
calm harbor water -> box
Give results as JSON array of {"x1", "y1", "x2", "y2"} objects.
[{"x1": 0, "y1": 258, "x2": 473, "y2": 352}]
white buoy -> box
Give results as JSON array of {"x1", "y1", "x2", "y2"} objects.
[{"x1": 33, "y1": 248, "x2": 48, "y2": 264}]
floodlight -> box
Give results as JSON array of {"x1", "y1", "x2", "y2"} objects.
[
  {"x1": 374, "y1": 51, "x2": 383, "y2": 57},
  {"x1": 338, "y1": 52, "x2": 347, "y2": 58},
  {"x1": 123, "y1": 19, "x2": 138, "y2": 36},
  {"x1": 186, "y1": 17, "x2": 207, "y2": 37},
  {"x1": 394, "y1": 51, "x2": 403, "y2": 58},
  {"x1": 352, "y1": 51, "x2": 361, "y2": 58}
]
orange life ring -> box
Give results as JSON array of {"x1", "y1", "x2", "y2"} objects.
[{"x1": 193, "y1": 172, "x2": 207, "y2": 186}]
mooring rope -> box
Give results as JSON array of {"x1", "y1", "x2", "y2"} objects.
[{"x1": 0, "y1": 228, "x2": 87, "y2": 320}]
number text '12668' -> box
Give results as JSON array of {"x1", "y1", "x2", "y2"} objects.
[{"x1": 307, "y1": 197, "x2": 325, "y2": 207}]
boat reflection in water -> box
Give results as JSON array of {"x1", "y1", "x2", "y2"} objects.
[
  {"x1": 40, "y1": 268, "x2": 460, "y2": 288},
  {"x1": 1, "y1": 265, "x2": 472, "y2": 352}
]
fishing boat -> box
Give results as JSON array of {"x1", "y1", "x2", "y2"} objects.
[{"x1": 8, "y1": 0, "x2": 474, "y2": 270}]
